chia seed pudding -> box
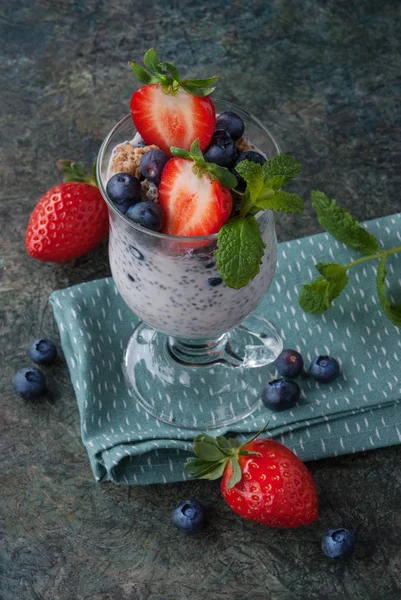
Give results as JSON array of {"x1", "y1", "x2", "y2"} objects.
[{"x1": 108, "y1": 207, "x2": 277, "y2": 339}]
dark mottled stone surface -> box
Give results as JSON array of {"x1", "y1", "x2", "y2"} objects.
[{"x1": 1, "y1": 1, "x2": 401, "y2": 598}]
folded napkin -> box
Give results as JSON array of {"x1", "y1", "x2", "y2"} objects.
[{"x1": 50, "y1": 213, "x2": 401, "y2": 486}]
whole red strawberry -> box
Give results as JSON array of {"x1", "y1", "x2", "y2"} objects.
[
  {"x1": 26, "y1": 161, "x2": 108, "y2": 262},
  {"x1": 129, "y1": 49, "x2": 217, "y2": 155},
  {"x1": 186, "y1": 427, "x2": 318, "y2": 528}
]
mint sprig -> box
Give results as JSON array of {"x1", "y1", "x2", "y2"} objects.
[
  {"x1": 215, "y1": 217, "x2": 266, "y2": 289},
  {"x1": 215, "y1": 154, "x2": 304, "y2": 289},
  {"x1": 299, "y1": 192, "x2": 401, "y2": 328},
  {"x1": 170, "y1": 140, "x2": 237, "y2": 189},
  {"x1": 130, "y1": 49, "x2": 218, "y2": 97}
]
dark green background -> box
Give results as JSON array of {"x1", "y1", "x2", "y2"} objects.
[{"x1": 1, "y1": 1, "x2": 401, "y2": 598}]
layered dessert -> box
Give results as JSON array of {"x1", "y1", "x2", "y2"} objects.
[{"x1": 101, "y1": 50, "x2": 302, "y2": 339}]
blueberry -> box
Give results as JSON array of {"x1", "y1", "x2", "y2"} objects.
[
  {"x1": 172, "y1": 499, "x2": 206, "y2": 534},
  {"x1": 208, "y1": 277, "x2": 222, "y2": 286},
  {"x1": 234, "y1": 150, "x2": 266, "y2": 168},
  {"x1": 230, "y1": 169, "x2": 246, "y2": 194},
  {"x1": 204, "y1": 130, "x2": 236, "y2": 168},
  {"x1": 140, "y1": 149, "x2": 170, "y2": 185},
  {"x1": 234, "y1": 151, "x2": 267, "y2": 188},
  {"x1": 309, "y1": 355, "x2": 340, "y2": 383},
  {"x1": 12, "y1": 367, "x2": 46, "y2": 400},
  {"x1": 262, "y1": 378, "x2": 300, "y2": 411},
  {"x1": 106, "y1": 173, "x2": 141, "y2": 214},
  {"x1": 126, "y1": 201, "x2": 165, "y2": 232},
  {"x1": 321, "y1": 528, "x2": 356, "y2": 559},
  {"x1": 28, "y1": 338, "x2": 57, "y2": 365},
  {"x1": 275, "y1": 349, "x2": 304, "y2": 378},
  {"x1": 215, "y1": 111, "x2": 245, "y2": 140}
]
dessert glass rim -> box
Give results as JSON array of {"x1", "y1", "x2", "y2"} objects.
[{"x1": 97, "y1": 98, "x2": 281, "y2": 242}]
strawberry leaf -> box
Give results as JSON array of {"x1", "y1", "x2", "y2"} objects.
[
  {"x1": 143, "y1": 48, "x2": 162, "y2": 75},
  {"x1": 159, "y1": 61, "x2": 180, "y2": 81},
  {"x1": 190, "y1": 139, "x2": 203, "y2": 158},
  {"x1": 207, "y1": 163, "x2": 237, "y2": 189},
  {"x1": 185, "y1": 457, "x2": 227, "y2": 479},
  {"x1": 181, "y1": 83, "x2": 216, "y2": 97},
  {"x1": 170, "y1": 147, "x2": 193, "y2": 160},
  {"x1": 57, "y1": 160, "x2": 97, "y2": 186},
  {"x1": 181, "y1": 76, "x2": 219, "y2": 87},
  {"x1": 194, "y1": 440, "x2": 227, "y2": 461},
  {"x1": 227, "y1": 457, "x2": 242, "y2": 489},
  {"x1": 129, "y1": 62, "x2": 160, "y2": 85}
]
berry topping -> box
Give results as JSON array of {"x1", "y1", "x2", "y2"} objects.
[
  {"x1": 171, "y1": 499, "x2": 206, "y2": 534},
  {"x1": 106, "y1": 173, "x2": 142, "y2": 214},
  {"x1": 262, "y1": 379, "x2": 301, "y2": 411},
  {"x1": 130, "y1": 49, "x2": 218, "y2": 154},
  {"x1": 126, "y1": 201, "x2": 165, "y2": 232},
  {"x1": 321, "y1": 528, "x2": 356, "y2": 559},
  {"x1": 29, "y1": 338, "x2": 57, "y2": 365},
  {"x1": 275, "y1": 349, "x2": 304, "y2": 378},
  {"x1": 140, "y1": 149, "x2": 170, "y2": 185},
  {"x1": 158, "y1": 140, "x2": 235, "y2": 237},
  {"x1": 12, "y1": 367, "x2": 46, "y2": 400},
  {"x1": 204, "y1": 130, "x2": 236, "y2": 168},
  {"x1": 215, "y1": 111, "x2": 245, "y2": 140},
  {"x1": 309, "y1": 355, "x2": 340, "y2": 383}
]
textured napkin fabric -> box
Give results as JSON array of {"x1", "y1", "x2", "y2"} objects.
[{"x1": 50, "y1": 213, "x2": 401, "y2": 486}]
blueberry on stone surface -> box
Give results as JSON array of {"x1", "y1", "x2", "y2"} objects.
[
  {"x1": 215, "y1": 111, "x2": 245, "y2": 140},
  {"x1": 106, "y1": 173, "x2": 141, "y2": 214},
  {"x1": 126, "y1": 201, "x2": 165, "y2": 232},
  {"x1": 204, "y1": 130, "x2": 236, "y2": 168},
  {"x1": 140, "y1": 149, "x2": 170, "y2": 185},
  {"x1": 262, "y1": 378, "x2": 300, "y2": 411},
  {"x1": 172, "y1": 499, "x2": 206, "y2": 534},
  {"x1": 309, "y1": 355, "x2": 340, "y2": 383},
  {"x1": 321, "y1": 528, "x2": 356, "y2": 559},
  {"x1": 29, "y1": 338, "x2": 57, "y2": 365},
  {"x1": 12, "y1": 367, "x2": 46, "y2": 400},
  {"x1": 275, "y1": 349, "x2": 304, "y2": 378}
]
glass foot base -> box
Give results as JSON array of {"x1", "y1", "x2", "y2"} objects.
[{"x1": 124, "y1": 315, "x2": 282, "y2": 430}]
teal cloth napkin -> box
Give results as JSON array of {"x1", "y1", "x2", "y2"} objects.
[{"x1": 50, "y1": 213, "x2": 401, "y2": 486}]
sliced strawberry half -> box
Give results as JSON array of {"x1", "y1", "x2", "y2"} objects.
[
  {"x1": 158, "y1": 157, "x2": 233, "y2": 237},
  {"x1": 131, "y1": 84, "x2": 216, "y2": 155},
  {"x1": 129, "y1": 49, "x2": 218, "y2": 155}
]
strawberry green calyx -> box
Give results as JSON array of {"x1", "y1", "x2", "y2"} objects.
[
  {"x1": 185, "y1": 422, "x2": 269, "y2": 489},
  {"x1": 57, "y1": 160, "x2": 98, "y2": 187},
  {"x1": 129, "y1": 48, "x2": 218, "y2": 98},
  {"x1": 170, "y1": 140, "x2": 237, "y2": 189}
]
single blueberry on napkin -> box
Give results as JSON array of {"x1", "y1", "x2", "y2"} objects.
[{"x1": 50, "y1": 213, "x2": 401, "y2": 486}]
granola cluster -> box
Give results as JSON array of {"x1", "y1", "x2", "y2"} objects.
[{"x1": 108, "y1": 143, "x2": 159, "y2": 180}]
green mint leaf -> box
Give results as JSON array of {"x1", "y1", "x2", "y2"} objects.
[
  {"x1": 299, "y1": 274, "x2": 348, "y2": 314},
  {"x1": 254, "y1": 190, "x2": 304, "y2": 213},
  {"x1": 315, "y1": 263, "x2": 348, "y2": 282},
  {"x1": 227, "y1": 457, "x2": 242, "y2": 489},
  {"x1": 207, "y1": 163, "x2": 237, "y2": 189},
  {"x1": 234, "y1": 160, "x2": 263, "y2": 203},
  {"x1": 170, "y1": 147, "x2": 192, "y2": 159},
  {"x1": 129, "y1": 62, "x2": 159, "y2": 85},
  {"x1": 158, "y1": 61, "x2": 180, "y2": 81},
  {"x1": 262, "y1": 153, "x2": 301, "y2": 185},
  {"x1": 311, "y1": 190, "x2": 379, "y2": 255},
  {"x1": 181, "y1": 84, "x2": 216, "y2": 97},
  {"x1": 215, "y1": 216, "x2": 265, "y2": 289},
  {"x1": 265, "y1": 175, "x2": 285, "y2": 191},
  {"x1": 376, "y1": 257, "x2": 401, "y2": 327},
  {"x1": 190, "y1": 139, "x2": 203, "y2": 158},
  {"x1": 143, "y1": 48, "x2": 161, "y2": 75}
]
